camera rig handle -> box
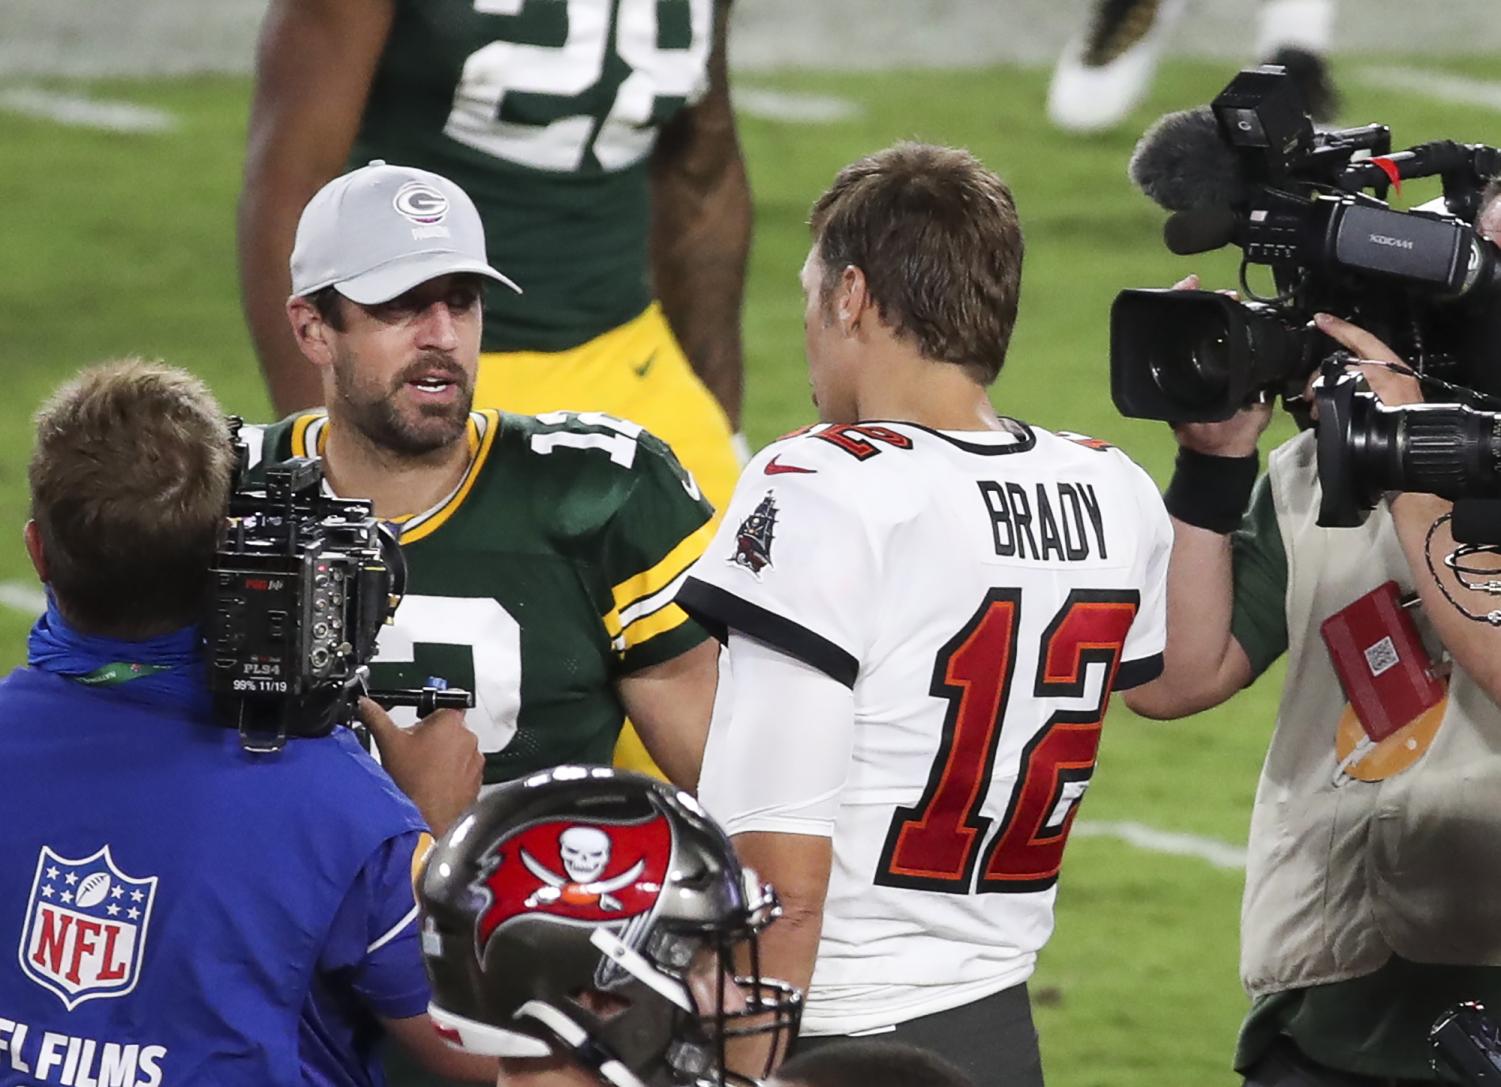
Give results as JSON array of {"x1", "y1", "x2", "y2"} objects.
[
  {"x1": 1431, "y1": 1002, "x2": 1501, "y2": 1084},
  {"x1": 366, "y1": 685, "x2": 476, "y2": 718}
]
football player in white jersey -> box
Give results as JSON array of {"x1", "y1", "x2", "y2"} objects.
[{"x1": 676, "y1": 143, "x2": 1173, "y2": 1084}]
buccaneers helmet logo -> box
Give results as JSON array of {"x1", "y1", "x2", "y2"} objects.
[{"x1": 474, "y1": 816, "x2": 672, "y2": 952}]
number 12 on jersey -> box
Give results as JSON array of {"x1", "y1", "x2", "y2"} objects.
[{"x1": 875, "y1": 589, "x2": 1140, "y2": 895}]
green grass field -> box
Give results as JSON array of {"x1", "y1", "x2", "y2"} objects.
[{"x1": 2, "y1": 56, "x2": 1498, "y2": 1085}]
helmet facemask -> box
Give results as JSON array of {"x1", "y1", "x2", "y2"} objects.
[{"x1": 617, "y1": 872, "x2": 802, "y2": 1087}]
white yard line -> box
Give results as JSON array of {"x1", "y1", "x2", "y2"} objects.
[
  {"x1": 1351, "y1": 66, "x2": 1501, "y2": 113},
  {"x1": 735, "y1": 87, "x2": 862, "y2": 124},
  {"x1": 0, "y1": 581, "x2": 45, "y2": 617},
  {"x1": 1073, "y1": 819, "x2": 1247, "y2": 870},
  {"x1": 0, "y1": 87, "x2": 174, "y2": 133}
]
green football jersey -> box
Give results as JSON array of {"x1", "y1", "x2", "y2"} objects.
[
  {"x1": 249, "y1": 409, "x2": 714, "y2": 782},
  {"x1": 351, "y1": 0, "x2": 722, "y2": 354}
]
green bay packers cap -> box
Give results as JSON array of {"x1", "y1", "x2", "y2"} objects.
[{"x1": 290, "y1": 160, "x2": 521, "y2": 305}]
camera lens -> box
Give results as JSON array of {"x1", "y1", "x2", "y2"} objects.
[
  {"x1": 1112, "y1": 289, "x2": 1292, "y2": 423},
  {"x1": 1147, "y1": 326, "x2": 1232, "y2": 412}
]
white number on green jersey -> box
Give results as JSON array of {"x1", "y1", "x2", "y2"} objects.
[
  {"x1": 372, "y1": 594, "x2": 523, "y2": 753},
  {"x1": 445, "y1": 0, "x2": 713, "y2": 173},
  {"x1": 529, "y1": 411, "x2": 643, "y2": 467}
]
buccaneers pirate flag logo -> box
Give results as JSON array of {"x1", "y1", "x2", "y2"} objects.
[
  {"x1": 19, "y1": 845, "x2": 159, "y2": 1010},
  {"x1": 731, "y1": 493, "x2": 779, "y2": 576},
  {"x1": 473, "y1": 816, "x2": 673, "y2": 952}
]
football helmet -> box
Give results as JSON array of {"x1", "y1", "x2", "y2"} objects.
[{"x1": 418, "y1": 766, "x2": 802, "y2": 1087}]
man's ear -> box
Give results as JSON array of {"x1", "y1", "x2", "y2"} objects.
[
  {"x1": 836, "y1": 264, "x2": 872, "y2": 334},
  {"x1": 286, "y1": 294, "x2": 337, "y2": 369},
  {"x1": 24, "y1": 520, "x2": 47, "y2": 584}
]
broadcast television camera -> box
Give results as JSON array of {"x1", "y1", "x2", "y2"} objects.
[
  {"x1": 1111, "y1": 64, "x2": 1501, "y2": 427},
  {"x1": 209, "y1": 418, "x2": 471, "y2": 752}
]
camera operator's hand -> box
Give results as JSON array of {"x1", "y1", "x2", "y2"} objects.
[
  {"x1": 1172, "y1": 405, "x2": 1274, "y2": 458},
  {"x1": 1314, "y1": 313, "x2": 1424, "y2": 408},
  {"x1": 1163, "y1": 274, "x2": 1275, "y2": 457},
  {"x1": 358, "y1": 698, "x2": 483, "y2": 836}
]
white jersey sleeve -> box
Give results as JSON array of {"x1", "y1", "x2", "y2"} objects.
[
  {"x1": 1115, "y1": 458, "x2": 1173, "y2": 689},
  {"x1": 678, "y1": 446, "x2": 881, "y2": 687},
  {"x1": 697, "y1": 633, "x2": 857, "y2": 839}
]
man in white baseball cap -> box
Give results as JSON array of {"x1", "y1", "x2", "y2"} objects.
[
  {"x1": 290, "y1": 159, "x2": 520, "y2": 308},
  {"x1": 250, "y1": 161, "x2": 723, "y2": 1087},
  {"x1": 281, "y1": 160, "x2": 521, "y2": 466}
]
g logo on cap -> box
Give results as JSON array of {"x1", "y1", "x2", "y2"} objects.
[{"x1": 393, "y1": 181, "x2": 449, "y2": 225}]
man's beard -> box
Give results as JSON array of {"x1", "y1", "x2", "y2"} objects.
[{"x1": 333, "y1": 349, "x2": 474, "y2": 457}]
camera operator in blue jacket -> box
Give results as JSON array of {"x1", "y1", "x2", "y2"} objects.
[{"x1": 0, "y1": 360, "x2": 494, "y2": 1086}]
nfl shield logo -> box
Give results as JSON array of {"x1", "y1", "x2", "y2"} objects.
[{"x1": 18, "y1": 845, "x2": 159, "y2": 1010}]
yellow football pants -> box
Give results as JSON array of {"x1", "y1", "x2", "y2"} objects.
[{"x1": 476, "y1": 303, "x2": 740, "y2": 778}]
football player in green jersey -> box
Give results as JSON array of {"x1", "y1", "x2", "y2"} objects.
[
  {"x1": 254, "y1": 163, "x2": 719, "y2": 807},
  {"x1": 238, "y1": 0, "x2": 750, "y2": 530}
]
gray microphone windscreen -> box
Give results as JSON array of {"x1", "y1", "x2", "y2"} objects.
[{"x1": 1128, "y1": 107, "x2": 1247, "y2": 212}]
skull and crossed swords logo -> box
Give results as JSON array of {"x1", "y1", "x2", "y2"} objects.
[{"x1": 520, "y1": 826, "x2": 646, "y2": 912}]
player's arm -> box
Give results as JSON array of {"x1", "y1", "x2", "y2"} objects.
[
  {"x1": 238, "y1": 0, "x2": 394, "y2": 415},
  {"x1": 676, "y1": 456, "x2": 874, "y2": 1059},
  {"x1": 649, "y1": 0, "x2": 751, "y2": 429},
  {"x1": 617, "y1": 639, "x2": 719, "y2": 790},
  {"x1": 703, "y1": 634, "x2": 855, "y2": 1076},
  {"x1": 599, "y1": 429, "x2": 722, "y2": 788},
  {"x1": 712, "y1": 635, "x2": 853, "y2": 994}
]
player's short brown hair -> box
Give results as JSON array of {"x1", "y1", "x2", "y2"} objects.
[
  {"x1": 29, "y1": 359, "x2": 233, "y2": 634},
  {"x1": 809, "y1": 142, "x2": 1025, "y2": 384}
]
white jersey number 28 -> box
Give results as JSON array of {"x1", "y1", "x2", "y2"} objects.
[{"x1": 445, "y1": 0, "x2": 713, "y2": 173}]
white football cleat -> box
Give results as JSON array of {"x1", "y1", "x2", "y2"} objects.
[{"x1": 1048, "y1": 0, "x2": 1188, "y2": 134}]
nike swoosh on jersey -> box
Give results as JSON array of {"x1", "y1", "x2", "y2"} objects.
[
  {"x1": 764, "y1": 455, "x2": 817, "y2": 475},
  {"x1": 633, "y1": 352, "x2": 657, "y2": 377}
]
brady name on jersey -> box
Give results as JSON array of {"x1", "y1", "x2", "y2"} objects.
[{"x1": 681, "y1": 418, "x2": 1172, "y2": 1035}]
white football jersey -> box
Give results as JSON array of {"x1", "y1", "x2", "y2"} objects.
[{"x1": 680, "y1": 420, "x2": 1172, "y2": 1034}]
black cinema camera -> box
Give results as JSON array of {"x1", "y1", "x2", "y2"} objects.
[
  {"x1": 209, "y1": 418, "x2": 472, "y2": 752},
  {"x1": 1112, "y1": 64, "x2": 1501, "y2": 426}
]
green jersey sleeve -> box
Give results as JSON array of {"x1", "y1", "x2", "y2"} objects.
[
  {"x1": 596, "y1": 427, "x2": 716, "y2": 672},
  {"x1": 1230, "y1": 473, "x2": 1290, "y2": 681}
]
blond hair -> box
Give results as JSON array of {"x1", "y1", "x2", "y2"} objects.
[{"x1": 29, "y1": 359, "x2": 233, "y2": 633}]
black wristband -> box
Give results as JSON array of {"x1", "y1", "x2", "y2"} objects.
[{"x1": 1163, "y1": 447, "x2": 1259, "y2": 534}]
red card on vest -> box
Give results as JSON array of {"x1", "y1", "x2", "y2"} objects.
[{"x1": 1320, "y1": 580, "x2": 1443, "y2": 742}]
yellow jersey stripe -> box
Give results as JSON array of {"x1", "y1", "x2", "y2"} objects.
[
  {"x1": 289, "y1": 411, "x2": 322, "y2": 457},
  {"x1": 609, "y1": 519, "x2": 715, "y2": 617},
  {"x1": 617, "y1": 602, "x2": 694, "y2": 653},
  {"x1": 294, "y1": 410, "x2": 498, "y2": 545},
  {"x1": 401, "y1": 410, "x2": 499, "y2": 544}
]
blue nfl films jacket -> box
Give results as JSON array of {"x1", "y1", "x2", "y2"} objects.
[{"x1": 0, "y1": 668, "x2": 427, "y2": 1086}]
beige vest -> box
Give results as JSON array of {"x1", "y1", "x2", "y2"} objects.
[{"x1": 1239, "y1": 429, "x2": 1501, "y2": 998}]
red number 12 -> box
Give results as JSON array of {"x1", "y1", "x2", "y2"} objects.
[{"x1": 875, "y1": 589, "x2": 1139, "y2": 894}]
